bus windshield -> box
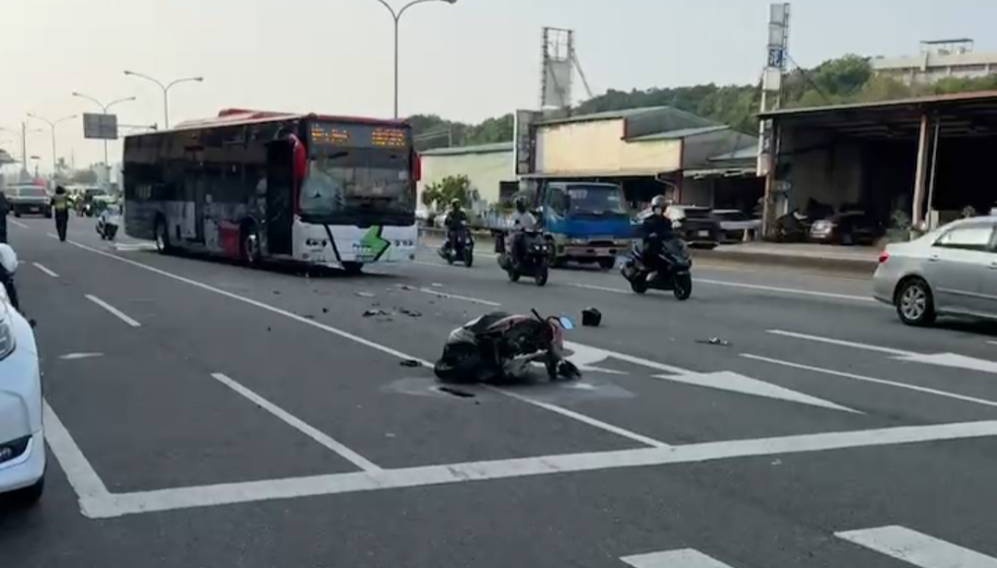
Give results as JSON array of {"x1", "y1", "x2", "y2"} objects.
[
  {"x1": 564, "y1": 185, "x2": 626, "y2": 217},
  {"x1": 300, "y1": 147, "x2": 412, "y2": 221}
]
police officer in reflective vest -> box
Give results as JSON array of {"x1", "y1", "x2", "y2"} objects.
[{"x1": 51, "y1": 186, "x2": 70, "y2": 242}]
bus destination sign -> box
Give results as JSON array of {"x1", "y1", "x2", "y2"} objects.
[{"x1": 310, "y1": 122, "x2": 408, "y2": 149}]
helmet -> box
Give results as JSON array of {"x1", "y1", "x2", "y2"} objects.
[
  {"x1": 450, "y1": 199, "x2": 461, "y2": 209},
  {"x1": 650, "y1": 195, "x2": 668, "y2": 211},
  {"x1": 514, "y1": 196, "x2": 527, "y2": 213}
]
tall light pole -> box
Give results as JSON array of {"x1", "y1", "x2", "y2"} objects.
[
  {"x1": 26, "y1": 113, "x2": 76, "y2": 180},
  {"x1": 72, "y1": 92, "x2": 136, "y2": 188},
  {"x1": 373, "y1": 0, "x2": 458, "y2": 119},
  {"x1": 123, "y1": 70, "x2": 203, "y2": 129}
]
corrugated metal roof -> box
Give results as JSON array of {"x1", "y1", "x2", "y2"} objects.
[
  {"x1": 708, "y1": 145, "x2": 757, "y2": 161},
  {"x1": 758, "y1": 90, "x2": 997, "y2": 119},
  {"x1": 419, "y1": 142, "x2": 513, "y2": 156},
  {"x1": 627, "y1": 125, "x2": 730, "y2": 142}
]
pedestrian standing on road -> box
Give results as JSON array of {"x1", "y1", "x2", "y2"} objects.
[
  {"x1": 0, "y1": 191, "x2": 9, "y2": 244},
  {"x1": 51, "y1": 186, "x2": 70, "y2": 242}
]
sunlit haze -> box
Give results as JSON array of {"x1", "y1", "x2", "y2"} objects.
[{"x1": 1, "y1": 0, "x2": 994, "y2": 171}]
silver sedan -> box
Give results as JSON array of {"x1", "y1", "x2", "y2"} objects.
[{"x1": 873, "y1": 216, "x2": 997, "y2": 325}]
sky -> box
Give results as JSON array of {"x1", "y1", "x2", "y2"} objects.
[{"x1": 1, "y1": 0, "x2": 995, "y2": 173}]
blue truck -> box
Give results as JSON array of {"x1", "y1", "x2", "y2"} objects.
[{"x1": 536, "y1": 181, "x2": 635, "y2": 269}]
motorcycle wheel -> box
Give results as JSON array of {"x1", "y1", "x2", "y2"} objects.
[
  {"x1": 534, "y1": 264, "x2": 549, "y2": 287},
  {"x1": 673, "y1": 273, "x2": 693, "y2": 300},
  {"x1": 629, "y1": 276, "x2": 649, "y2": 295},
  {"x1": 558, "y1": 360, "x2": 581, "y2": 380},
  {"x1": 446, "y1": 252, "x2": 454, "y2": 265},
  {"x1": 433, "y1": 344, "x2": 479, "y2": 384},
  {"x1": 507, "y1": 267, "x2": 520, "y2": 282},
  {"x1": 464, "y1": 250, "x2": 474, "y2": 268}
]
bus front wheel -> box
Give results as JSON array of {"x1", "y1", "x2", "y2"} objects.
[
  {"x1": 342, "y1": 262, "x2": 363, "y2": 275},
  {"x1": 154, "y1": 217, "x2": 172, "y2": 254},
  {"x1": 241, "y1": 224, "x2": 262, "y2": 267}
]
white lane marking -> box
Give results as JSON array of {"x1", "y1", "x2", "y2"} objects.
[
  {"x1": 85, "y1": 294, "x2": 141, "y2": 327},
  {"x1": 836, "y1": 525, "x2": 997, "y2": 567},
  {"x1": 743, "y1": 354, "x2": 997, "y2": 409},
  {"x1": 42, "y1": 400, "x2": 111, "y2": 517},
  {"x1": 65, "y1": 239, "x2": 664, "y2": 449},
  {"x1": 697, "y1": 278, "x2": 875, "y2": 302},
  {"x1": 59, "y1": 352, "x2": 104, "y2": 360},
  {"x1": 492, "y1": 386, "x2": 670, "y2": 448},
  {"x1": 32, "y1": 262, "x2": 59, "y2": 278},
  {"x1": 768, "y1": 329, "x2": 916, "y2": 356},
  {"x1": 89, "y1": 419, "x2": 997, "y2": 518},
  {"x1": 901, "y1": 352, "x2": 997, "y2": 375},
  {"x1": 770, "y1": 329, "x2": 997, "y2": 375},
  {"x1": 566, "y1": 340, "x2": 692, "y2": 375},
  {"x1": 988, "y1": 340, "x2": 997, "y2": 346},
  {"x1": 10, "y1": 219, "x2": 29, "y2": 229},
  {"x1": 569, "y1": 282, "x2": 629, "y2": 295},
  {"x1": 211, "y1": 373, "x2": 381, "y2": 472},
  {"x1": 408, "y1": 285, "x2": 501, "y2": 307},
  {"x1": 621, "y1": 549, "x2": 735, "y2": 568},
  {"x1": 652, "y1": 371, "x2": 858, "y2": 413}
]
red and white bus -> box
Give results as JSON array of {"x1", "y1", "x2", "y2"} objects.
[{"x1": 123, "y1": 109, "x2": 420, "y2": 273}]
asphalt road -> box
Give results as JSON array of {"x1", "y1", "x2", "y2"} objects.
[{"x1": 3, "y1": 215, "x2": 997, "y2": 567}]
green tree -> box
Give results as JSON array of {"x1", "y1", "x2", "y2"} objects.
[{"x1": 421, "y1": 175, "x2": 471, "y2": 211}]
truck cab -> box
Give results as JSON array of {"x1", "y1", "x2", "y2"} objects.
[{"x1": 537, "y1": 181, "x2": 634, "y2": 269}]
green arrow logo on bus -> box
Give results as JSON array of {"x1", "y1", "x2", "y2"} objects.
[{"x1": 360, "y1": 226, "x2": 390, "y2": 260}]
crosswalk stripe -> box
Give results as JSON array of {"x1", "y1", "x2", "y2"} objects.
[
  {"x1": 837, "y1": 525, "x2": 997, "y2": 567},
  {"x1": 621, "y1": 549, "x2": 735, "y2": 567}
]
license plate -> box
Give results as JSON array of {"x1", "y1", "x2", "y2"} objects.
[{"x1": 697, "y1": 230, "x2": 709, "y2": 237}]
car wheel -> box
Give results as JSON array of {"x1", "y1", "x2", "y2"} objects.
[
  {"x1": 895, "y1": 278, "x2": 936, "y2": 326},
  {"x1": 154, "y1": 217, "x2": 172, "y2": 254}
]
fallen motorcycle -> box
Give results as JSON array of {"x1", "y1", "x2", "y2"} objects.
[
  {"x1": 433, "y1": 310, "x2": 581, "y2": 384},
  {"x1": 620, "y1": 238, "x2": 693, "y2": 300}
]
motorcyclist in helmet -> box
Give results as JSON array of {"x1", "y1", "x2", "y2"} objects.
[
  {"x1": 639, "y1": 195, "x2": 675, "y2": 271},
  {"x1": 509, "y1": 196, "x2": 537, "y2": 267},
  {"x1": 443, "y1": 199, "x2": 468, "y2": 253}
]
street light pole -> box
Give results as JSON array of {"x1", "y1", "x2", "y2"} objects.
[
  {"x1": 373, "y1": 0, "x2": 457, "y2": 119},
  {"x1": 26, "y1": 113, "x2": 77, "y2": 181},
  {"x1": 123, "y1": 71, "x2": 204, "y2": 129},
  {"x1": 72, "y1": 92, "x2": 136, "y2": 188}
]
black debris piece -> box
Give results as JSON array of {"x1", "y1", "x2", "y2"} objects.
[
  {"x1": 399, "y1": 284, "x2": 415, "y2": 291},
  {"x1": 322, "y1": 308, "x2": 329, "y2": 314},
  {"x1": 582, "y1": 307, "x2": 602, "y2": 327},
  {"x1": 399, "y1": 359, "x2": 421, "y2": 368},
  {"x1": 266, "y1": 326, "x2": 272, "y2": 332},
  {"x1": 399, "y1": 308, "x2": 422, "y2": 318},
  {"x1": 273, "y1": 290, "x2": 281, "y2": 295},
  {"x1": 363, "y1": 308, "x2": 389, "y2": 317},
  {"x1": 438, "y1": 386, "x2": 476, "y2": 399},
  {"x1": 696, "y1": 337, "x2": 732, "y2": 347},
  {"x1": 303, "y1": 314, "x2": 316, "y2": 320}
]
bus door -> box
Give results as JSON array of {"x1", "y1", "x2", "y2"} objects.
[{"x1": 265, "y1": 140, "x2": 294, "y2": 255}]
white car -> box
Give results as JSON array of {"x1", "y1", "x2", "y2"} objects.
[
  {"x1": 873, "y1": 216, "x2": 997, "y2": 325},
  {"x1": 0, "y1": 244, "x2": 45, "y2": 504}
]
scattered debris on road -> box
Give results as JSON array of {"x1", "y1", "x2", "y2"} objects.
[
  {"x1": 322, "y1": 307, "x2": 329, "y2": 314},
  {"x1": 273, "y1": 290, "x2": 281, "y2": 295},
  {"x1": 582, "y1": 307, "x2": 602, "y2": 327},
  {"x1": 697, "y1": 337, "x2": 732, "y2": 347},
  {"x1": 302, "y1": 314, "x2": 317, "y2": 320},
  {"x1": 363, "y1": 308, "x2": 389, "y2": 317},
  {"x1": 399, "y1": 284, "x2": 414, "y2": 291},
  {"x1": 438, "y1": 386, "x2": 476, "y2": 399},
  {"x1": 355, "y1": 291, "x2": 376, "y2": 298},
  {"x1": 399, "y1": 308, "x2": 422, "y2": 318},
  {"x1": 399, "y1": 359, "x2": 422, "y2": 368}
]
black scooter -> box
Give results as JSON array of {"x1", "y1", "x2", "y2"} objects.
[
  {"x1": 439, "y1": 223, "x2": 474, "y2": 267},
  {"x1": 496, "y1": 230, "x2": 550, "y2": 287},
  {"x1": 620, "y1": 238, "x2": 693, "y2": 300}
]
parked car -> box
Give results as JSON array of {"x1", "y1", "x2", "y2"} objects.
[
  {"x1": 810, "y1": 211, "x2": 883, "y2": 245},
  {"x1": 713, "y1": 209, "x2": 761, "y2": 243},
  {"x1": 664, "y1": 205, "x2": 721, "y2": 249},
  {"x1": 0, "y1": 245, "x2": 45, "y2": 504},
  {"x1": 7, "y1": 185, "x2": 52, "y2": 218},
  {"x1": 873, "y1": 216, "x2": 997, "y2": 325}
]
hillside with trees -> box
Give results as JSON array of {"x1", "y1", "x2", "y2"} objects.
[{"x1": 410, "y1": 55, "x2": 997, "y2": 150}]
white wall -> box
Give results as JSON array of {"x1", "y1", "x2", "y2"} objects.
[
  {"x1": 417, "y1": 150, "x2": 515, "y2": 209},
  {"x1": 535, "y1": 119, "x2": 682, "y2": 175}
]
